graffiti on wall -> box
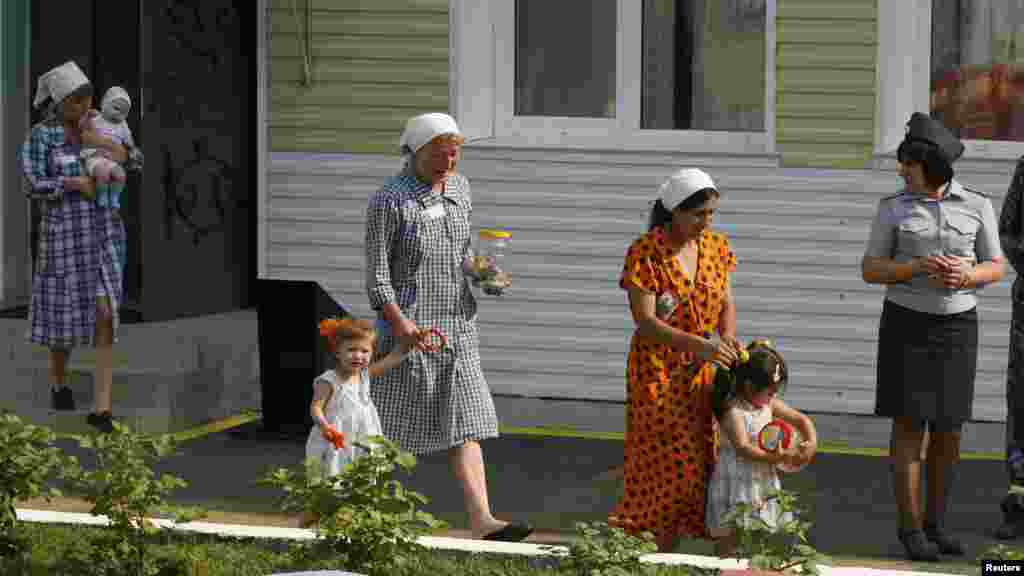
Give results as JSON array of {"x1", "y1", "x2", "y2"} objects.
[
  {"x1": 165, "y1": 0, "x2": 237, "y2": 72},
  {"x1": 156, "y1": 0, "x2": 242, "y2": 245},
  {"x1": 161, "y1": 138, "x2": 238, "y2": 245}
]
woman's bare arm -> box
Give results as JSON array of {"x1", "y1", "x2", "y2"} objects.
[
  {"x1": 861, "y1": 255, "x2": 923, "y2": 284},
  {"x1": 627, "y1": 286, "x2": 708, "y2": 355}
]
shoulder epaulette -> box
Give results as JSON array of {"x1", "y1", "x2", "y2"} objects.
[
  {"x1": 960, "y1": 185, "x2": 991, "y2": 198},
  {"x1": 880, "y1": 191, "x2": 907, "y2": 202}
]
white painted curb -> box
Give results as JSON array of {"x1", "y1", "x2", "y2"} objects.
[{"x1": 15, "y1": 509, "x2": 968, "y2": 576}]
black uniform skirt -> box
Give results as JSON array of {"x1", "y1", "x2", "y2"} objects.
[{"x1": 874, "y1": 299, "x2": 978, "y2": 429}]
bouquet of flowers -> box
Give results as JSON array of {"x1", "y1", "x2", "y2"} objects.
[
  {"x1": 463, "y1": 229, "x2": 512, "y2": 296},
  {"x1": 465, "y1": 254, "x2": 512, "y2": 296}
]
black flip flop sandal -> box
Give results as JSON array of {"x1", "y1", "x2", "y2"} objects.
[{"x1": 483, "y1": 523, "x2": 534, "y2": 542}]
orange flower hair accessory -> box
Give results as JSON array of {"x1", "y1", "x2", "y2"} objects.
[
  {"x1": 318, "y1": 317, "x2": 344, "y2": 338},
  {"x1": 318, "y1": 317, "x2": 346, "y2": 352}
]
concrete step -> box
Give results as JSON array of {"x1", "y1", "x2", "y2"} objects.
[
  {"x1": 1, "y1": 351, "x2": 260, "y2": 436},
  {"x1": 15, "y1": 406, "x2": 190, "y2": 436}
]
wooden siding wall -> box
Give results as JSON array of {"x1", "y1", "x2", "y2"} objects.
[
  {"x1": 267, "y1": 0, "x2": 449, "y2": 153},
  {"x1": 776, "y1": 0, "x2": 877, "y2": 168},
  {"x1": 263, "y1": 0, "x2": 1017, "y2": 422},
  {"x1": 267, "y1": 148, "x2": 1017, "y2": 422}
]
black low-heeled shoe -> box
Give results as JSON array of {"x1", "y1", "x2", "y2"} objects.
[
  {"x1": 924, "y1": 523, "x2": 965, "y2": 556},
  {"x1": 898, "y1": 528, "x2": 940, "y2": 562}
]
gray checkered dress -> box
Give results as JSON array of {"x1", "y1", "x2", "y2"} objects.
[
  {"x1": 20, "y1": 119, "x2": 123, "y2": 349},
  {"x1": 365, "y1": 169, "x2": 499, "y2": 455}
]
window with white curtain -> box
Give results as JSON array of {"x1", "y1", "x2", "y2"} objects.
[{"x1": 931, "y1": 0, "x2": 1024, "y2": 142}]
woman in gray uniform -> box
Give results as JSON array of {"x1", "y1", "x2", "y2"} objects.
[
  {"x1": 364, "y1": 113, "x2": 531, "y2": 542},
  {"x1": 862, "y1": 112, "x2": 1006, "y2": 561}
]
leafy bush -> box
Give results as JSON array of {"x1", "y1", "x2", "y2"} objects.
[
  {"x1": 0, "y1": 412, "x2": 73, "y2": 560},
  {"x1": 720, "y1": 488, "x2": 827, "y2": 574},
  {"x1": 543, "y1": 521, "x2": 658, "y2": 576},
  {"x1": 60, "y1": 421, "x2": 206, "y2": 576},
  {"x1": 980, "y1": 543, "x2": 1024, "y2": 562},
  {"x1": 261, "y1": 435, "x2": 447, "y2": 576}
]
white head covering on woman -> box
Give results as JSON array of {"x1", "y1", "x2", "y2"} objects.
[
  {"x1": 33, "y1": 61, "x2": 90, "y2": 110},
  {"x1": 658, "y1": 168, "x2": 717, "y2": 209},
  {"x1": 647, "y1": 168, "x2": 718, "y2": 230},
  {"x1": 399, "y1": 112, "x2": 462, "y2": 168}
]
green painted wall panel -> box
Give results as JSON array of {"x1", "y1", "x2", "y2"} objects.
[
  {"x1": 269, "y1": 0, "x2": 447, "y2": 13},
  {"x1": 777, "y1": 0, "x2": 876, "y2": 20},
  {"x1": 779, "y1": 143, "x2": 873, "y2": 168},
  {"x1": 269, "y1": 9, "x2": 448, "y2": 38},
  {"x1": 776, "y1": 44, "x2": 874, "y2": 70},
  {"x1": 270, "y1": 57, "x2": 448, "y2": 85},
  {"x1": 776, "y1": 18, "x2": 875, "y2": 45},
  {"x1": 267, "y1": 0, "x2": 449, "y2": 153},
  {"x1": 269, "y1": 128, "x2": 398, "y2": 154},
  {"x1": 270, "y1": 33, "x2": 448, "y2": 61},
  {"x1": 777, "y1": 92, "x2": 874, "y2": 120},
  {"x1": 271, "y1": 82, "x2": 448, "y2": 110},
  {"x1": 775, "y1": 0, "x2": 876, "y2": 168},
  {"x1": 777, "y1": 68, "x2": 875, "y2": 94},
  {"x1": 271, "y1": 106, "x2": 417, "y2": 131},
  {"x1": 777, "y1": 117, "x2": 874, "y2": 143}
]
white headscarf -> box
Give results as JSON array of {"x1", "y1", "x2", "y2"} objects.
[
  {"x1": 33, "y1": 61, "x2": 90, "y2": 110},
  {"x1": 658, "y1": 168, "x2": 717, "y2": 209},
  {"x1": 399, "y1": 112, "x2": 462, "y2": 167}
]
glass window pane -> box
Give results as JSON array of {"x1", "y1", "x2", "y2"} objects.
[
  {"x1": 642, "y1": 0, "x2": 765, "y2": 131},
  {"x1": 515, "y1": 0, "x2": 617, "y2": 118},
  {"x1": 931, "y1": 0, "x2": 1024, "y2": 141}
]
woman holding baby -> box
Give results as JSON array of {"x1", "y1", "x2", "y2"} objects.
[{"x1": 20, "y1": 61, "x2": 140, "y2": 433}]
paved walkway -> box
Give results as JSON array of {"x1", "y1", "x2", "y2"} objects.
[{"x1": 34, "y1": 417, "x2": 1018, "y2": 575}]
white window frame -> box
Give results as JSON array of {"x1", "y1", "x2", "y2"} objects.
[
  {"x1": 451, "y1": 0, "x2": 776, "y2": 154},
  {"x1": 876, "y1": 0, "x2": 1024, "y2": 160}
]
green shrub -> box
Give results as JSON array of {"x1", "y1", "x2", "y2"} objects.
[
  {"x1": 261, "y1": 436, "x2": 446, "y2": 576},
  {"x1": 720, "y1": 488, "x2": 827, "y2": 574},
  {"x1": 543, "y1": 521, "x2": 658, "y2": 576},
  {"x1": 60, "y1": 421, "x2": 206, "y2": 576},
  {"x1": 0, "y1": 412, "x2": 73, "y2": 560}
]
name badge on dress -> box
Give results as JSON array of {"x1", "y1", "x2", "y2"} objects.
[{"x1": 424, "y1": 203, "x2": 446, "y2": 220}]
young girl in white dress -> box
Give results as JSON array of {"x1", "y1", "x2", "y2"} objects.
[
  {"x1": 301, "y1": 317, "x2": 416, "y2": 525},
  {"x1": 705, "y1": 341, "x2": 818, "y2": 558}
]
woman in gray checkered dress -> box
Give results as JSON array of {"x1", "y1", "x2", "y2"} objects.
[
  {"x1": 364, "y1": 112, "x2": 531, "y2": 542},
  {"x1": 20, "y1": 61, "x2": 135, "y2": 433}
]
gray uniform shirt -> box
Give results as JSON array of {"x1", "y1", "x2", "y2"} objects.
[{"x1": 864, "y1": 179, "x2": 1003, "y2": 315}]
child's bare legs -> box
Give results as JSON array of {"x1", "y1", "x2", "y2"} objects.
[
  {"x1": 710, "y1": 527, "x2": 737, "y2": 558},
  {"x1": 299, "y1": 510, "x2": 318, "y2": 528},
  {"x1": 88, "y1": 157, "x2": 116, "y2": 207},
  {"x1": 655, "y1": 532, "x2": 675, "y2": 553},
  {"x1": 107, "y1": 163, "x2": 126, "y2": 209}
]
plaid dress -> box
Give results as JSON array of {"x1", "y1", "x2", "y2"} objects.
[
  {"x1": 20, "y1": 120, "x2": 123, "y2": 349},
  {"x1": 365, "y1": 169, "x2": 498, "y2": 455}
]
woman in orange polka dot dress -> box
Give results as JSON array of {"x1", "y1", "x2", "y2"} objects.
[{"x1": 609, "y1": 168, "x2": 743, "y2": 552}]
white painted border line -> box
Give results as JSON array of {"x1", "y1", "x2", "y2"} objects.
[{"x1": 14, "y1": 509, "x2": 967, "y2": 576}]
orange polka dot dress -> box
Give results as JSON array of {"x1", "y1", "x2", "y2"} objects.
[{"x1": 610, "y1": 226, "x2": 737, "y2": 541}]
